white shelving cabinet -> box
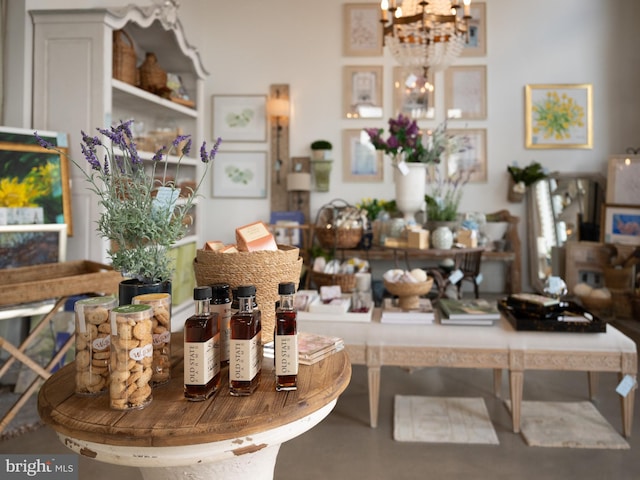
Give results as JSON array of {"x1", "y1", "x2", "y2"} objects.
[{"x1": 31, "y1": 3, "x2": 208, "y2": 323}]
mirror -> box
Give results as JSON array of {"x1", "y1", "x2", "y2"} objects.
[{"x1": 527, "y1": 172, "x2": 606, "y2": 292}]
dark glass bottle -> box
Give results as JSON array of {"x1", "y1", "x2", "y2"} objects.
[
  {"x1": 184, "y1": 286, "x2": 220, "y2": 401},
  {"x1": 211, "y1": 283, "x2": 232, "y2": 367},
  {"x1": 275, "y1": 282, "x2": 298, "y2": 391},
  {"x1": 229, "y1": 285, "x2": 262, "y2": 396}
]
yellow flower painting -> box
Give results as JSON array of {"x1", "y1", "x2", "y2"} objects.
[{"x1": 525, "y1": 84, "x2": 592, "y2": 149}]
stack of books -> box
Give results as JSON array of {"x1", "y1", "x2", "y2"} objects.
[
  {"x1": 380, "y1": 298, "x2": 435, "y2": 324},
  {"x1": 437, "y1": 298, "x2": 501, "y2": 326},
  {"x1": 263, "y1": 332, "x2": 345, "y2": 365}
]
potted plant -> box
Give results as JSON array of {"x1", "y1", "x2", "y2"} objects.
[
  {"x1": 310, "y1": 139, "x2": 333, "y2": 160},
  {"x1": 507, "y1": 161, "x2": 548, "y2": 202},
  {"x1": 36, "y1": 120, "x2": 221, "y2": 304}
]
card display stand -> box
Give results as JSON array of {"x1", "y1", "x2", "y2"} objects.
[{"x1": 0, "y1": 261, "x2": 122, "y2": 433}]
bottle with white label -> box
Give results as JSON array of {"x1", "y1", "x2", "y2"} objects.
[
  {"x1": 275, "y1": 282, "x2": 298, "y2": 391},
  {"x1": 184, "y1": 286, "x2": 220, "y2": 401},
  {"x1": 110, "y1": 304, "x2": 154, "y2": 410},
  {"x1": 229, "y1": 285, "x2": 262, "y2": 396}
]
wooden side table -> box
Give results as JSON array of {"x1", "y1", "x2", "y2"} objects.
[{"x1": 38, "y1": 333, "x2": 351, "y2": 480}]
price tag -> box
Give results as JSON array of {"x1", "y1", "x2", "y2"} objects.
[
  {"x1": 616, "y1": 374, "x2": 637, "y2": 397},
  {"x1": 396, "y1": 160, "x2": 410, "y2": 176},
  {"x1": 152, "y1": 186, "x2": 179, "y2": 220},
  {"x1": 475, "y1": 273, "x2": 483, "y2": 285},
  {"x1": 448, "y1": 269, "x2": 463, "y2": 284}
]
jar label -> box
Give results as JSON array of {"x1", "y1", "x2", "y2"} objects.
[
  {"x1": 184, "y1": 338, "x2": 215, "y2": 385},
  {"x1": 130, "y1": 343, "x2": 153, "y2": 362},
  {"x1": 92, "y1": 336, "x2": 111, "y2": 351},
  {"x1": 275, "y1": 334, "x2": 298, "y2": 376}
]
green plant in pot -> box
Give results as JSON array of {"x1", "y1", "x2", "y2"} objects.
[
  {"x1": 310, "y1": 139, "x2": 332, "y2": 160},
  {"x1": 507, "y1": 160, "x2": 548, "y2": 202},
  {"x1": 36, "y1": 120, "x2": 221, "y2": 304}
]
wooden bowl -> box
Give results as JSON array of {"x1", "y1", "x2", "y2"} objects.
[{"x1": 384, "y1": 278, "x2": 434, "y2": 310}]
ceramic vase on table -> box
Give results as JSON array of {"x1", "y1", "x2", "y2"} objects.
[{"x1": 393, "y1": 162, "x2": 427, "y2": 224}]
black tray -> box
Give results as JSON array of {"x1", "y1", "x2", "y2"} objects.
[{"x1": 497, "y1": 299, "x2": 607, "y2": 333}]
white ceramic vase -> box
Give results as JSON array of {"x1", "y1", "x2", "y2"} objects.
[
  {"x1": 431, "y1": 226, "x2": 454, "y2": 249},
  {"x1": 393, "y1": 162, "x2": 427, "y2": 224}
]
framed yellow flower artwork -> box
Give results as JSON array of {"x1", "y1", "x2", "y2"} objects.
[{"x1": 524, "y1": 84, "x2": 593, "y2": 149}]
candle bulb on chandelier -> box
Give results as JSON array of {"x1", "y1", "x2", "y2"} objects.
[{"x1": 463, "y1": 0, "x2": 471, "y2": 17}]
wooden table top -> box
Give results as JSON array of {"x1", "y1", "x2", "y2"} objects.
[{"x1": 38, "y1": 333, "x2": 351, "y2": 448}]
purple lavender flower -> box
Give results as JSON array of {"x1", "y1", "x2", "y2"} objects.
[
  {"x1": 152, "y1": 147, "x2": 165, "y2": 162},
  {"x1": 173, "y1": 135, "x2": 190, "y2": 147},
  {"x1": 182, "y1": 138, "x2": 192, "y2": 156},
  {"x1": 34, "y1": 132, "x2": 54, "y2": 150}
]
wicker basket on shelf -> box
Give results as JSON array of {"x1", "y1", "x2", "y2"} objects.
[
  {"x1": 112, "y1": 30, "x2": 137, "y2": 86},
  {"x1": 311, "y1": 271, "x2": 357, "y2": 293},
  {"x1": 315, "y1": 226, "x2": 363, "y2": 249}
]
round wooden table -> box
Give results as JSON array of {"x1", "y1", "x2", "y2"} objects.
[{"x1": 38, "y1": 333, "x2": 351, "y2": 480}]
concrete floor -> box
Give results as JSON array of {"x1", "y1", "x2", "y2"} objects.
[{"x1": 1, "y1": 319, "x2": 639, "y2": 480}]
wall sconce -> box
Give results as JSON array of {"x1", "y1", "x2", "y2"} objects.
[
  {"x1": 286, "y1": 172, "x2": 311, "y2": 212},
  {"x1": 267, "y1": 91, "x2": 290, "y2": 185}
]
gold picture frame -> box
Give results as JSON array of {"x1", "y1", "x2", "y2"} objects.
[
  {"x1": 444, "y1": 65, "x2": 487, "y2": 120},
  {"x1": 343, "y1": 3, "x2": 383, "y2": 57},
  {"x1": 525, "y1": 83, "x2": 593, "y2": 149},
  {"x1": 342, "y1": 129, "x2": 383, "y2": 183},
  {"x1": 343, "y1": 65, "x2": 384, "y2": 119}
]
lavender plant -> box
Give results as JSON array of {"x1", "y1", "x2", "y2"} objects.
[{"x1": 36, "y1": 120, "x2": 221, "y2": 282}]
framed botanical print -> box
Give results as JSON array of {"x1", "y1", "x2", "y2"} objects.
[
  {"x1": 446, "y1": 128, "x2": 487, "y2": 183},
  {"x1": 392, "y1": 67, "x2": 435, "y2": 120},
  {"x1": 211, "y1": 151, "x2": 267, "y2": 198},
  {"x1": 343, "y1": 3, "x2": 383, "y2": 56},
  {"x1": 342, "y1": 129, "x2": 383, "y2": 182},
  {"x1": 211, "y1": 95, "x2": 267, "y2": 142},
  {"x1": 343, "y1": 66, "x2": 384, "y2": 119},
  {"x1": 525, "y1": 84, "x2": 593, "y2": 149},
  {"x1": 444, "y1": 66, "x2": 487, "y2": 120}
]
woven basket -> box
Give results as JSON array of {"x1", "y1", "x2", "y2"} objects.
[
  {"x1": 112, "y1": 30, "x2": 137, "y2": 85},
  {"x1": 315, "y1": 226, "x2": 363, "y2": 249},
  {"x1": 384, "y1": 278, "x2": 434, "y2": 310},
  {"x1": 193, "y1": 245, "x2": 302, "y2": 343},
  {"x1": 311, "y1": 271, "x2": 357, "y2": 293},
  {"x1": 139, "y1": 52, "x2": 167, "y2": 94}
]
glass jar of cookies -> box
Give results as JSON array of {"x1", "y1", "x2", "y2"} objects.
[
  {"x1": 132, "y1": 292, "x2": 171, "y2": 386},
  {"x1": 74, "y1": 296, "x2": 117, "y2": 396},
  {"x1": 109, "y1": 304, "x2": 154, "y2": 410}
]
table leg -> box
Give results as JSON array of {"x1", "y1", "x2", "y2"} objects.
[
  {"x1": 509, "y1": 370, "x2": 524, "y2": 433},
  {"x1": 588, "y1": 371, "x2": 599, "y2": 400},
  {"x1": 368, "y1": 366, "x2": 381, "y2": 429},
  {"x1": 493, "y1": 369, "x2": 502, "y2": 398},
  {"x1": 619, "y1": 373, "x2": 636, "y2": 438}
]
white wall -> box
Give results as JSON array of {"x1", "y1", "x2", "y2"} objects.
[{"x1": 6, "y1": 0, "x2": 640, "y2": 291}]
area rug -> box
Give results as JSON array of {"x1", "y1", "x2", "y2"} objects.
[
  {"x1": 0, "y1": 387, "x2": 44, "y2": 441},
  {"x1": 504, "y1": 400, "x2": 629, "y2": 449},
  {"x1": 394, "y1": 395, "x2": 499, "y2": 445}
]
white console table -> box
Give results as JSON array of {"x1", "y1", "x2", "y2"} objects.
[{"x1": 299, "y1": 310, "x2": 637, "y2": 437}]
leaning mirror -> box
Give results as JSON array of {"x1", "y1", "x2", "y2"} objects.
[{"x1": 527, "y1": 172, "x2": 606, "y2": 293}]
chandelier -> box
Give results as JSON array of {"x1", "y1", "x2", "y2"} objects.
[{"x1": 380, "y1": 0, "x2": 472, "y2": 76}]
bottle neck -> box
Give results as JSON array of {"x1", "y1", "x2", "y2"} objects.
[
  {"x1": 195, "y1": 298, "x2": 210, "y2": 316},
  {"x1": 279, "y1": 294, "x2": 295, "y2": 311},
  {"x1": 238, "y1": 296, "x2": 254, "y2": 313}
]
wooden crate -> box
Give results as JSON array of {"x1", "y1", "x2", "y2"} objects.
[{"x1": 0, "y1": 260, "x2": 123, "y2": 306}]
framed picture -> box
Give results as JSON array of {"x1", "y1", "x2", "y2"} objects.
[
  {"x1": 211, "y1": 95, "x2": 267, "y2": 142},
  {"x1": 601, "y1": 204, "x2": 640, "y2": 246},
  {"x1": 211, "y1": 151, "x2": 267, "y2": 198},
  {"x1": 342, "y1": 129, "x2": 383, "y2": 182},
  {"x1": 459, "y1": 2, "x2": 486, "y2": 57},
  {"x1": 0, "y1": 224, "x2": 67, "y2": 269},
  {"x1": 446, "y1": 128, "x2": 487, "y2": 183},
  {"x1": 343, "y1": 3, "x2": 383, "y2": 56},
  {"x1": 0, "y1": 126, "x2": 73, "y2": 235},
  {"x1": 444, "y1": 66, "x2": 487, "y2": 120},
  {"x1": 525, "y1": 84, "x2": 593, "y2": 149},
  {"x1": 606, "y1": 155, "x2": 640, "y2": 204},
  {"x1": 343, "y1": 66, "x2": 384, "y2": 119},
  {"x1": 393, "y1": 67, "x2": 435, "y2": 120}
]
